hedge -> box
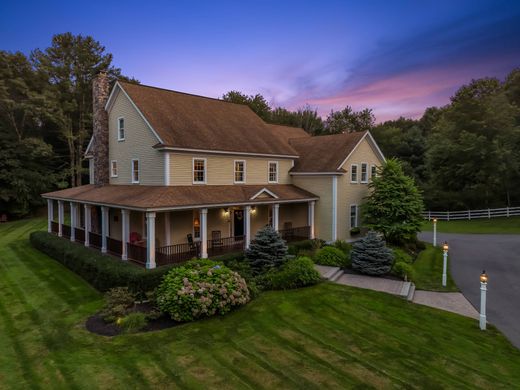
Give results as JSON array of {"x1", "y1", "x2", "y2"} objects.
[{"x1": 30, "y1": 231, "x2": 178, "y2": 294}]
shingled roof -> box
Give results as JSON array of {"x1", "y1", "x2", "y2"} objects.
[
  {"x1": 42, "y1": 184, "x2": 318, "y2": 210},
  {"x1": 117, "y1": 82, "x2": 300, "y2": 157},
  {"x1": 289, "y1": 131, "x2": 368, "y2": 173}
]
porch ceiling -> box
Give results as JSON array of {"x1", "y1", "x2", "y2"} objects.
[{"x1": 42, "y1": 184, "x2": 318, "y2": 211}]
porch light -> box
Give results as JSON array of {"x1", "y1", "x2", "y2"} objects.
[
  {"x1": 250, "y1": 206, "x2": 257, "y2": 215},
  {"x1": 480, "y1": 271, "x2": 488, "y2": 284},
  {"x1": 193, "y1": 217, "x2": 200, "y2": 228},
  {"x1": 223, "y1": 207, "x2": 229, "y2": 216}
]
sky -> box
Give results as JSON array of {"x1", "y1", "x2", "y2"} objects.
[{"x1": 1, "y1": 0, "x2": 519, "y2": 122}]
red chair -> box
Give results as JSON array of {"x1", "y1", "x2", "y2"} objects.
[{"x1": 130, "y1": 232, "x2": 141, "y2": 244}]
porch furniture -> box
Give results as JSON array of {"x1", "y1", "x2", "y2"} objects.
[
  {"x1": 211, "y1": 230, "x2": 223, "y2": 247},
  {"x1": 130, "y1": 232, "x2": 141, "y2": 244}
]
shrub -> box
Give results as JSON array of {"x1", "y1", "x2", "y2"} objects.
[
  {"x1": 118, "y1": 312, "x2": 148, "y2": 333},
  {"x1": 392, "y1": 261, "x2": 415, "y2": 281},
  {"x1": 245, "y1": 225, "x2": 288, "y2": 275},
  {"x1": 350, "y1": 227, "x2": 361, "y2": 236},
  {"x1": 269, "y1": 257, "x2": 321, "y2": 290},
  {"x1": 287, "y1": 239, "x2": 324, "y2": 256},
  {"x1": 392, "y1": 248, "x2": 413, "y2": 264},
  {"x1": 314, "y1": 246, "x2": 349, "y2": 267},
  {"x1": 156, "y1": 261, "x2": 250, "y2": 322},
  {"x1": 30, "y1": 231, "x2": 178, "y2": 295},
  {"x1": 100, "y1": 287, "x2": 136, "y2": 323},
  {"x1": 333, "y1": 240, "x2": 352, "y2": 256},
  {"x1": 351, "y1": 231, "x2": 394, "y2": 276}
]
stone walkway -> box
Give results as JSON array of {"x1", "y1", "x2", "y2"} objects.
[{"x1": 315, "y1": 265, "x2": 479, "y2": 319}]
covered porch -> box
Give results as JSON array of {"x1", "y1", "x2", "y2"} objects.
[{"x1": 43, "y1": 184, "x2": 318, "y2": 269}]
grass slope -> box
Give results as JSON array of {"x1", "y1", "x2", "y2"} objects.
[
  {"x1": 1, "y1": 218, "x2": 520, "y2": 388},
  {"x1": 412, "y1": 245, "x2": 458, "y2": 292},
  {"x1": 421, "y1": 216, "x2": 520, "y2": 234}
]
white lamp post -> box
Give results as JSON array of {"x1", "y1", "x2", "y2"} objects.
[
  {"x1": 442, "y1": 241, "x2": 449, "y2": 287},
  {"x1": 480, "y1": 271, "x2": 488, "y2": 330},
  {"x1": 433, "y1": 217, "x2": 437, "y2": 247}
]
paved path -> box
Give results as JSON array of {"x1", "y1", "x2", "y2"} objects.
[
  {"x1": 335, "y1": 273, "x2": 405, "y2": 295},
  {"x1": 412, "y1": 291, "x2": 478, "y2": 319},
  {"x1": 419, "y1": 231, "x2": 520, "y2": 348}
]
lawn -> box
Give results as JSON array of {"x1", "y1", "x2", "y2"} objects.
[
  {"x1": 421, "y1": 216, "x2": 520, "y2": 234},
  {"x1": 1, "y1": 219, "x2": 520, "y2": 389},
  {"x1": 412, "y1": 244, "x2": 458, "y2": 292}
]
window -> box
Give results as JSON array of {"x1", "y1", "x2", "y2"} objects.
[
  {"x1": 350, "y1": 204, "x2": 358, "y2": 228},
  {"x1": 350, "y1": 164, "x2": 358, "y2": 183},
  {"x1": 268, "y1": 161, "x2": 278, "y2": 183},
  {"x1": 118, "y1": 117, "x2": 125, "y2": 141},
  {"x1": 193, "y1": 158, "x2": 206, "y2": 183},
  {"x1": 361, "y1": 163, "x2": 368, "y2": 183},
  {"x1": 131, "y1": 159, "x2": 139, "y2": 183},
  {"x1": 371, "y1": 165, "x2": 377, "y2": 179},
  {"x1": 234, "y1": 160, "x2": 245, "y2": 183},
  {"x1": 110, "y1": 160, "x2": 118, "y2": 177}
]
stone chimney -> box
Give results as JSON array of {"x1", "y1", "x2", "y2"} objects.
[{"x1": 92, "y1": 72, "x2": 110, "y2": 185}]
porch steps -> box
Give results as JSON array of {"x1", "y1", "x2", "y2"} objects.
[
  {"x1": 399, "y1": 281, "x2": 416, "y2": 301},
  {"x1": 314, "y1": 265, "x2": 342, "y2": 281},
  {"x1": 406, "y1": 283, "x2": 416, "y2": 301},
  {"x1": 329, "y1": 268, "x2": 345, "y2": 282}
]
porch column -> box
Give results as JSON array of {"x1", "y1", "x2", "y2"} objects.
[
  {"x1": 57, "y1": 200, "x2": 64, "y2": 237},
  {"x1": 200, "y1": 208, "x2": 208, "y2": 258},
  {"x1": 308, "y1": 201, "x2": 315, "y2": 239},
  {"x1": 164, "y1": 211, "x2": 171, "y2": 246},
  {"x1": 47, "y1": 199, "x2": 53, "y2": 233},
  {"x1": 101, "y1": 206, "x2": 109, "y2": 253},
  {"x1": 121, "y1": 209, "x2": 130, "y2": 260},
  {"x1": 272, "y1": 204, "x2": 279, "y2": 231},
  {"x1": 146, "y1": 212, "x2": 156, "y2": 269},
  {"x1": 84, "y1": 204, "x2": 91, "y2": 247},
  {"x1": 245, "y1": 205, "x2": 251, "y2": 249},
  {"x1": 69, "y1": 202, "x2": 76, "y2": 242}
]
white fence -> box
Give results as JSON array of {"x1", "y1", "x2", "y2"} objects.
[{"x1": 423, "y1": 207, "x2": 520, "y2": 221}]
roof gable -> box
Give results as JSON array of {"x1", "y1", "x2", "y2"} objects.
[{"x1": 250, "y1": 188, "x2": 279, "y2": 200}]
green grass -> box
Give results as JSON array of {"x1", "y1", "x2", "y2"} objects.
[
  {"x1": 1, "y1": 219, "x2": 520, "y2": 388},
  {"x1": 412, "y1": 244, "x2": 458, "y2": 292},
  {"x1": 421, "y1": 216, "x2": 520, "y2": 234}
]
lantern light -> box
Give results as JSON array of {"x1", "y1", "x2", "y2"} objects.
[
  {"x1": 442, "y1": 241, "x2": 449, "y2": 252},
  {"x1": 480, "y1": 270, "x2": 488, "y2": 284}
]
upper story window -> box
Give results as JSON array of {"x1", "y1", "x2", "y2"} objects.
[
  {"x1": 268, "y1": 161, "x2": 278, "y2": 183},
  {"x1": 118, "y1": 117, "x2": 125, "y2": 141},
  {"x1": 234, "y1": 160, "x2": 246, "y2": 183},
  {"x1": 193, "y1": 158, "x2": 206, "y2": 184},
  {"x1": 111, "y1": 160, "x2": 118, "y2": 177},
  {"x1": 350, "y1": 164, "x2": 358, "y2": 183},
  {"x1": 371, "y1": 165, "x2": 377, "y2": 179},
  {"x1": 361, "y1": 163, "x2": 368, "y2": 183},
  {"x1": 131, "y1": 159, "x2": 139, "y2": 183}
]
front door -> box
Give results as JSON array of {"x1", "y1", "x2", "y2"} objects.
[{"x1": 233, "y1": 209, "x2": 244, "y2": 237}]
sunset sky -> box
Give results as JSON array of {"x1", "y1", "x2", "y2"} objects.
[{"x1": 2, "y1": 0, "x2": 519, "y2": 122}]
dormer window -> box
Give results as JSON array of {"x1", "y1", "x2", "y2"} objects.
[
  {"x1": 118, "y1": 117, "x2": 125, "y2": 141},
  {"x1": 193, "y1": 158, "x2": 206, "y2": 184}
]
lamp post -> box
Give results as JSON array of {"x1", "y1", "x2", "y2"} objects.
[
  {"x1": 442, "y1": 241, "x2": 449, "y2": 287},
  {"x1": 433, "y1": 217, "x2": 437, "y2": 247},
  {"x1": 480, "y1": 271, "x2": 488, "y2": 330}
]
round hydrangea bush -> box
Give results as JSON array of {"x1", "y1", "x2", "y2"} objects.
[{"x1": 156, "y1": 260, "x2": 250, "y2": 322}]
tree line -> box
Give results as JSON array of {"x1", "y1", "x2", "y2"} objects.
[{"x1": 1, "y1": 32, "x2": 519, "y2": 217}]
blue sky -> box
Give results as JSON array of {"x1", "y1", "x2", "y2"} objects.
[{"x1": 1, "y1": 0, "x2": 519, "y2": 121}]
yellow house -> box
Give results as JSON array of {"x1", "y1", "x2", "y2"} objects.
[{"x1": 42, "y1": 74, "x2": 385, "y2": 269}]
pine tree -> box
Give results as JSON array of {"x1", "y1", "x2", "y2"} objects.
[
  {"x1": 351, "y1": 231, "x2": 394, "y2": 276},
  {"x1": 245, "y1": 225, "x2": 288, "y2": 275}
]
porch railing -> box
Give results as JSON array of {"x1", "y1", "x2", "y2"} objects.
[
  {"x1": 107, "y1": 237, "x2": 122, "y2": 256},
  {"x1": 75, "y1": 228, "x2": 85, "y2": 243},
  {"x1": 128, "y1": 242, "x2": 147, "y2": 266},
  {"x1": 156, "y1": 242, "x2": 200, "y2": 266},
  {"x1": 89, "y1": 232, "x2": 102, "y2": 249},
  {"x1": 207, "y1": 235, "x2": 245, "y2": 257},
  {"x1": 62, "y1": 224, "x2": 71, "y2": 239},
  {"x1": 51, "y1": 221, "x2": 59, "y2": 234},
  {"x1": 278, "y1": 226, "x2": 311, "y2": 242}
]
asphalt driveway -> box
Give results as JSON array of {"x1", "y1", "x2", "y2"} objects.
[{"x1": 418, "y1": 232, "x2": 520, "y2": 348}]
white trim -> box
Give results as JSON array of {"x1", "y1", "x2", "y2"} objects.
[
  {"x1": 192, "y1": 157, "x2": 207, "y2": 184},
  {"x1": 85, "y1": 136, "x2": 94, "y2": 156},
  {"x1": 332, "y1": 176, "x2": 338, "y2": 241},
  {"x1": 106, "y1": 82, "x2": 164, "y2": 144},
  {"x1": 308, "y1": 201, "x2": 315, "y2": 239},
  {"x1": 244, "y1": 205, "x2": 251, "y2": 248},
  {"x1": 117, "y1": 116, "x2": 125, "y2": 141},
  {"x1": 200, "y1": 208, "x2": 208, "y2": 258},
  {"x1": 349, "y1": 204, "x2": 359, "y2": 228},
  {"x1": 250, "y1": 188, "x2": 279, "y2": 200},
  {"x1": 131, "y1": 159, "x2": 140, "y2": 183},
  {"x1": 233, "y1": 159, "x2": 246, "y2": 184},
  {"x1": 370, "y1": 164, "x2": 377, "y2": 179},
  {"x1": 89, "y1": 159, "x2": 94, "y2": 184},
  {"x1": 268, "y1": 161, "x2": 279, "y2": 183},
  {"x1": 350, "y1": 164, "x2": 359, "y2": 183},
  {"x1": 164, "y1": 153, "x2": 170, "y2": 185},
  {"x1": 290, "y1": 171, "x2": 344, "y2": 176},
  {"x1": 110, "y1": 160, "x2": 118, "y2": 178},
  {"x1": 157, "y1": 146, "x2": 298, "y2": 159},
  {"x1": 104, "y1": 81, "x2": 121, "y2": 112},
  {"x1": 146, "y1": 212, "x2": 156, "y2": 269},
  {"x1": 360, "y1": 162, "x2": 368, "y2": 183},
  {"x1": 336, "y1": 131, "x2": 385, "y2": 171}
]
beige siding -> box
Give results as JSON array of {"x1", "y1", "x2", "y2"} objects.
[
  {"x1": 279, "y1": 203, "x2": 308, "y2": 230},
  {"x1": 169, "y1": 153, "x2": 293, "y2": 185},
  {"x1": 108, "y1": 90, "x2": 165, "y2": 185},
  {"x1": 337, "y1": 137, "x2": 384, "y2": 240},
  {"x1": 291, "y1": 176, "x2": 333, "y2": 241},
  {"x1": 251, "y1": 205, "x2": 270, "y2": 236}
]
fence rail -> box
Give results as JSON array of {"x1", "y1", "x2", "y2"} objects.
[
  {"x1": 207, "y1": 235, "x2": 245, "y2": 257},
  {"x1": 278, "y1": 226, "x2": 311, "y2": 242},
  {"x1": 156, "y1": 242, "x2": 200, "y2": 266},
  {"x1": 424, "y1": 207, "x2": 520, "y2": 221}
]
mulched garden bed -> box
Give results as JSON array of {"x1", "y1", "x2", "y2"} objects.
[{"x1": 85, "y1": 302, "x2": 180, "y2": 336}]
